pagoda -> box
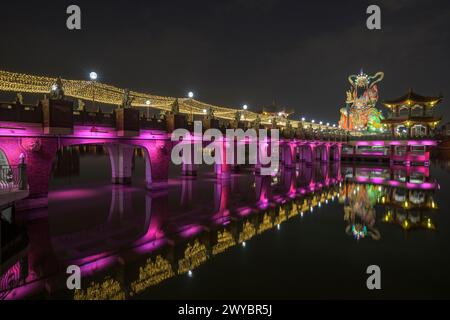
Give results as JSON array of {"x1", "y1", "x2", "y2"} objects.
[{"x1": 381, "y1": 89, "x2": 443, "y2": 137}]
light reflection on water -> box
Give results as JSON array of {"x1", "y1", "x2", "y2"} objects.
[{"x1": 1, "y1": 146, "x2": 449, "y2": 300}]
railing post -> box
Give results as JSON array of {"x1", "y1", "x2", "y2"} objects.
[{"x1": 18, "y1": 154, "x2": 28, "y2": 191}]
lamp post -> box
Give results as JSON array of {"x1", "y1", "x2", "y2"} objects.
[
  {"x1": 188, "y1": 91, "x2": 194, "y2": 121},
  {"x1": 89, "y1": 72, "x2": 98, "y2": 110},
  {"x1": 145, "y1": 100, "x2": 151, "y2": 119}
]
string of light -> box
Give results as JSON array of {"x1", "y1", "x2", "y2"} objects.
[{"x1": 0, "y1": 70, "x2": 338, "y2": 130}]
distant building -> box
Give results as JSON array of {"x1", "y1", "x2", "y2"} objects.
[{"x1": 381, "y1": 89, "x2": 443, "y2": 137}]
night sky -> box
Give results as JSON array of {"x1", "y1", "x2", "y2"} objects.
[{"x1": 1, "y1": 0, "x2": 449, "y2": 123}]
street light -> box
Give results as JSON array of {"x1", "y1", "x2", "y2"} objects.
[
  {"x1": 243, "y1": 104, "x2": 248, "y2": 110},
  {"x1": 89, "y1": 72, "x2": 98, "y2": 81},
  {"x1": 145, "y1": 100, "x2": 151, "y2": 119},
  {"x1": 187, "y1": 91, "x2": 195, "y2": 121},
  {"x1": 89, "y1": 71, "x2": 98, "y2": 110},
  {"x1": 301, "y1": 117, "x2": 306, "y2": 121},
  {"x1": 311, "y1": 120, "x2": 315, "y2": 123}
]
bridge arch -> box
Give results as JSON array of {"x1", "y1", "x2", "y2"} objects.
[{"x1": 59, "y1": 138, "x2": 170, "y2": 191}]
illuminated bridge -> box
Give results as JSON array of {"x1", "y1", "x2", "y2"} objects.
[{"x1": 0, "y1": 70, "x2": 437, "y2": 211}]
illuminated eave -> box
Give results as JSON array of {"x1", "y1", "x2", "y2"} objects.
[
  {"x1": 381, "y1": 116, "x2": 442, "y2": 125},
  {"x1": 383, "y1": 90, "x2": 443, "y2": 109}
]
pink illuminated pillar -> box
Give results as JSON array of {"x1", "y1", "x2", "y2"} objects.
[
  {"x1": 283, "y1": 143, "x2": 296, "y2": 169},
  {"x1": 140, "y1": 140, "x2": 170, "y2": 191},
  {"x1": 306, "y1": 144, "x2": 315, "y2": 165},
  {"x1": 321, "y1": 144, "x2": 330, "y2": 162},
  {"x1": 215, "y1": 139, "x2": 231, "y2": 180},
  {"x1": 106, "y1": 144, "x2": 134, "y2": 184}
]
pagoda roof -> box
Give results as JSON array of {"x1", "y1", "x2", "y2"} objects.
[
  {"x1": 383, "y1": 89, "x2": 442, "y2": 108},
  {"x1": 381, "y1": 116, "x2": 442, "y2": 125}
]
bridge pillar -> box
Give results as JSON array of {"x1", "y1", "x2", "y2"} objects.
[
  {"x1": 282, "y1": 143, "x2": 296, "y2": 169},
  {"x1": 181, "y1": 142, "x2": 198, "y2": 176},
  {"x1": 254, "y1": 141, "x2": 276, "y2": 175},
  {"x1": 315, "y1": 145, "x2": 322, "y2": 161},
  {"x1": 254, "y1": 143, "x2": 262, "y2": 175},
  {"x1": 141, "y1": 141, "x2": 171, "y2": 191},
  {"x1": 321, "y1": 143, "x2": 331, "y2": 162},
  {"x1": 182, "y1": 163, "x2": 198, "y2": 176},
  {"x1": 214, "y1": 178, "x2": 230, "y2": 216},
  {"x1": 215, "y1": 139, "x2": 231, "y2": 180},
  {"x1": 255, "y1": 175, "x2": 271, "y2": 206},
  {"x1": 215, "y1": 163, "x2": 231, "y2": 180},
  {"x1": 305, "y1": 144, "x2": 314, "y2": 165},
  {"x1": 106, "y1": 144, "x2": 134, "y2": 184},
  {"x1": 331, "y1": 144, "x2": 342, "y2": 161}
]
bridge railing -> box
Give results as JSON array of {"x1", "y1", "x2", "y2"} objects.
[
  {"x1": 0, "y1": 103, "x2": 43, "y2": 123},
  {"x1": 0, "y1": 101, "x2": 348, "y2": 141},
  {"x1": 280, "y1": 128, "x2": 348, "y2": 142},
  {"x1": 0, "y1": 165, "x2": 21, "y2": 192},
  {"x1": 347, "y1": 133, "x2": 437, "y2": 141}
]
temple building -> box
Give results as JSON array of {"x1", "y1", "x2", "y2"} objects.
[{"x1": 381, "y1": 89, "x2": 443, "y2": 137}]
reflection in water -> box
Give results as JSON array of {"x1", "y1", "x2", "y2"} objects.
[
  {"x1": 0, "y1": 146, "x2": 445, "y2": 299},
  {"x1": 341, "y1": 183, "x2": 381, "y2": 240}
]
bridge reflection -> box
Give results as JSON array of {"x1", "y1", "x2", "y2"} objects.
[{"x1": 0, "y1": 158, "x2": 441, "y2": 300}]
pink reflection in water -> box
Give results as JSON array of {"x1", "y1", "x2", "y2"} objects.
[
  {"x1": 78, "y1": 255, "x2": 121, "y2": 277},
  {"x1": 179, "y1": 225, "x2": 203, "y2": 238},
  {"x1": 133, "y1": 238, "x2": 167, "y2": 255},
  {"x1": 50, "y1": 189, "x2": 101, "y2": 201}
]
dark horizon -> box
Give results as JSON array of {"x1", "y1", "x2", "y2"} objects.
[{"x1": 1, "y1": 0, "x2": 449, "y2": 123}]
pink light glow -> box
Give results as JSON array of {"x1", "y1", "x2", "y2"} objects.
[
  {"x1": 79, "y1": 255, "x2": 121, "y2": 277},
  {"x1": 179, "y1": 225, "x2": 203, "y2": 238},
  {"x1": 133, "y1": 238, "x2": 167, "y2": 255},
  {"x1": 406, "y1": 182, "x2": 436, "y2": 190},
  {"x1": 49, "y1": 188, "x2": 102, "y2": 201},
  {"x1": 370, "y1": 177, "x2": 385, "y2": 184},
  {"x1": 388, "y1": 180, "x2": 402, "y2": 187},
  {"x1": 4, "y1": 281, "x2": 44, "y2": 300},
  {"x1": 355, "y1": 176, "x2": 369, "y2": 183},
  {"x1": 407, "y1": 140, "x2": 437, "y2": 146},
  {"x1": 358, "y1": 152, "x2": 386, "y2": 156},
  {"x1": 236, "y1": 206, "x2": 252, "y2": 217}
]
